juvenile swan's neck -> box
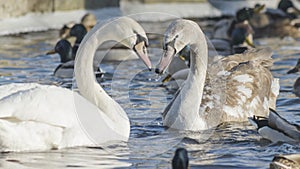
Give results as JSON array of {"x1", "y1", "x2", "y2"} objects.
[
  {"x1": 74, "y1": 18, "x2": 131, "y2": 122},
  {"x1": 182, "y1": 28, "x2": 208, "y2": 129},
  {"x1": 164, "y1": 22, "x2": 208, "y2": 130}
]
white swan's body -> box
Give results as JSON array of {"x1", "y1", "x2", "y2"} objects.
[
  {"x1": 0, "y1": 83, "x2": 102, "y2": 150},
  {"x1": 157, "y1": 19, "x2": 279, "y2": 131},
  {"x1": 0, "y1": 17, "x2": 151, "y2": 152}
]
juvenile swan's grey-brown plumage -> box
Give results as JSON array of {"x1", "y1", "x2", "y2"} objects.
[{"x1": 157, "y1": 19, "x2": 279, "y2": 131}]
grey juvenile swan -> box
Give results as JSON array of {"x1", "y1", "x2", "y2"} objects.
[{"x1": 156, "y1": 19, "x2": 279, "y2": 131}]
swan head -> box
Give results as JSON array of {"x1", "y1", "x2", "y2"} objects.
[
  {"x1": 114, "y1": 17, "x2": 151, "y2": 70},
  {"x1": 156, "y1": 19, "x2": 198, "y2": 74},
  {"x1": 172, "y1": 148, "x2": 189, "y2": 169},
  {"x1": 121, "y1": 17, "x2": 152, "y2": 70}
]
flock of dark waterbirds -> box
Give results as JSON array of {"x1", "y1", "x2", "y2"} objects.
[{"x1": 29, "y1": 0, "x2": 300, "y2": 168}]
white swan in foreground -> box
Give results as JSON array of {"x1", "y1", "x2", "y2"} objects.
[
  {"x1": 156, "y1": 19, "x2": 279, "y2": 131},
  {"x1": 0, "y1": 17, "x2": 151, "y2": 152},
  {"x1": 249, "y1": 109, "x2": 300, "y2": 143}
]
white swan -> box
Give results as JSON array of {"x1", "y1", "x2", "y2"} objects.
[
  {"x1": 249, "y1": 109, "x2": 300, "y2": 143},
  {"x1": 156, "y1": 19, "x2": 279, "y2": 131},
  {"x1": 0, "y1": 17, "x2": 151, "y2": 152}
]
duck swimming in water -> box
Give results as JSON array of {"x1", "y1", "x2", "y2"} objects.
[
  {"x1": 249, "y1": 108, "x2": 300, "y2": 143},
  {"x1": 287, "y1": 58, "x2": 300, "y2": 97},
  {"x1": 277, "y1": 0, "x2": 300, "y2": 19},
  {"x1": 59, "y1": 13, "x2": 97, "y2": 39},
  {"x1": 249, "y1": 3, "x2": 300, "y2": 38},
  {"x1": 270, "y1": 154, "x2": 300, "y2": 169},
  {"x1": 172, "y1": 148, "x2": 189, "y2": 169},
  {"x1": 212, "y1": 7, "x2": 255, "y2": 54},
  {"x1": 48, "y1": 24, "x2": 90, "y2": 78}
]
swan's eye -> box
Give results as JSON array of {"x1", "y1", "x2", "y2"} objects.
[
  {"x1": 175, "y1": 34, "x2": 179, "y2": 39},
  {"x1": 135, "y1": 34, "x2": 148, "y2": 47},
  {"x1": 144, "y1": 39, "x2": 149, "y2": 47}
]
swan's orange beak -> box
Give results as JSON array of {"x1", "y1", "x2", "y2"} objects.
[
  {"x1": 155, "y1": 45, "x2": 175, "y2": 74},
  {"x1": 134, "y1": 41, "x2": 152, "y2": 70}
]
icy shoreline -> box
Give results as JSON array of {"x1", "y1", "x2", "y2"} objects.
[
  {"x1": 0, "y1": 8, "x2": 122, "y2": 36},
  {"x1": 0, "y1": 1, "x2": 224, "y2": 36}
]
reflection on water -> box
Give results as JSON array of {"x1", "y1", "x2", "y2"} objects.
[{"x1": 0, "y1": 19, "x2": 300, "y2": 169}]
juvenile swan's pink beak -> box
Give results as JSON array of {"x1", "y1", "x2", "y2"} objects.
[
  {"x1": 155, "y1": 45, "x2": 175, "y2": 74},
  {"x1": 134, "y1": 41, "x2": 152, "y2": 70}
]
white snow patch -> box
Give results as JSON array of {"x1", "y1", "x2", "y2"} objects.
[
  {"x1": 120, "y1": 1, "x2": 222, "y2": 21},
  {"x1": 0, "y1": 8, "x2": 121, "y2": 36}
]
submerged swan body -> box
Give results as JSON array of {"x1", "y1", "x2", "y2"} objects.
[
  {"x1": 0, "y1": 17, "x2": 151, "y2": 152},
  {"x1": 156, "y1": 19, "x2": 279, "y2": 131}
]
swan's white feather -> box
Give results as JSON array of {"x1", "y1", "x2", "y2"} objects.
[
  {"x1": 0, "y1": 83, "x2": 125, "y2": 151},
  {"x1": 0, "y1": 17, "x2": 148, "y2": 151}
]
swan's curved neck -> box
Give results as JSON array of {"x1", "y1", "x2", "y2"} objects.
[
  {"x1": 185, "y1": 29, "x2": 208, "y2": 113},
  {"x1": 170, "y1": 28, "x2": 208, "y2": 130},
  {"x1": 74, "y1": 24, "x2": 127, "y2": 121},
  {"x1": 189, "y1": 39, "x2": 208, "y2": 77}
]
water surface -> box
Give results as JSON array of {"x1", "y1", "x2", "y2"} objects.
[{"x1": 0, "y1": 20, "x2": 300, "y2": 169}]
